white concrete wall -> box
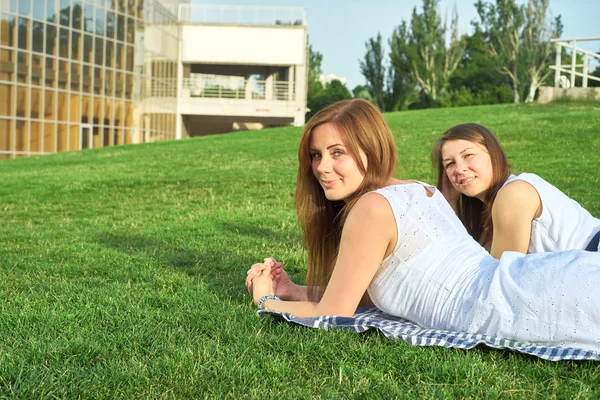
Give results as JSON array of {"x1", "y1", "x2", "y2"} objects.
[
  {"x1": 538, "y1": 86, "x2": 600, "y2": 104},
  {"x1": 145, "y1": 25, "x2": 180, "y2": 61},
  {"x1": 182, "y1": 25, "x2": 306, "y2": 65},
  {"x1": 178, "y1": 97, "x2": 300, "y2": 118}
]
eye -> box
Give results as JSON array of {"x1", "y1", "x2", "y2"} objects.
[
  {"x1": 311, "y1": 152, "x2": 322, "y2": 160},
  {"x1": 464, "y1": 153, "x2": 474, "y2": 158},
  {"x1": 332, "y1": 150, "x2": 344, "y2": 158},
  {"x1": 444, "y1": 161, "x2": 455, "y2": 169}
]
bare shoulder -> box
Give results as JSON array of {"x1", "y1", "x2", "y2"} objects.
[
  {"x1": 351, "y1": 192, "x2": 394, "y2": 221},
  {"x1": 496, "y1": 179, "x2": 540, "y2": 204},
  {"x1": 344, "y1": 192, "x2": 397, "y2": 256},
  {"x1": 343, "y1": 192, "x2": 396, "y2": 235},
  {"x1": 494, "y1": 179, "x2": 541, "y2": 217}
]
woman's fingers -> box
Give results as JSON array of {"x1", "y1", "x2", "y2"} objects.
[
  {"x1": 247, "y1": 263, "x2": 266, "y2": 276},
  {"x1": 261, "y1": 258, "x2": 282, "y2": 278},
  {"x1": 247, "y1": 269, "x2": 266, "y2": 294},
  {"x1": 264, "y1": 257, "x2": 283, "y2": 268},
  {"x1": 246, "y1": 259, "x2": 283, "y2": 295},
  {"x1": 245, "y1": 273, "x2": 254, "y2": 294},
  {"x1": 251, "y1": 264, "x2": 274, "y2": 304},
  {"x1": 246, "y1": 263, "x2": 266, "y2": 293}
]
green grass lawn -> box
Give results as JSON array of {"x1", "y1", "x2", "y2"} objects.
[{"x1": 1, "y1": 102, "x2": 599, "y2": 398}]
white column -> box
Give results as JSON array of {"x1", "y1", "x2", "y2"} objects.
[
  {"x1": 554, "y1": 42, "x2": 561, "y2": 88},
  {"x1": 583, "y1": 54, "x2": 589, "y2": 88},
  {"x1": 293, "y1": 27, "x2": 308, "y2": 127},
  {"x1": 175, "y1": 23, "x2": 183, "y2": 140},
  {"x1": 288, "y1": 66, "x2": 294, "y2": 101},
  {"x1": 245, "y1": 75, "x2": 253, "y2": 99},
  {"x1": 265, "y1": 73, "x2": 273, "y2": 100},
  {"x1": 570, "y1": 40, "x2": 577, "y2": 88}
]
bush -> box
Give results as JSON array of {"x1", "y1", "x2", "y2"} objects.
[{"x1": 448, "y1": 85, "x2": 513, "y2": 108}]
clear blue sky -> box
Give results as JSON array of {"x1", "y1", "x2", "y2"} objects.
[{"x1": 191, "y1": 0, "x2": 600, "y2": 89}]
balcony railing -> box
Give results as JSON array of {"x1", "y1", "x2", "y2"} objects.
[
  {"x1": 181, "y1": 78, "x2": 295, "y2": 101},
  {"x1": 178, "y1": 4, "x2": 306, "y2": 26}
]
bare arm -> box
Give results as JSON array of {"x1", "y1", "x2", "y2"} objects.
[
  {"x1": 251, "y1": 192, "x2": 396, "y2": 317},
  {"x1": 490, "y1": 180, "x2": 541, "y2": 259},
  {"x1": 247, "y1": 260, "x2": 373, "y2": 305}
]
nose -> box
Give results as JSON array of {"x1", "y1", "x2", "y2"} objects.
[
  {"x1": 316, "y1": 156, "x2": 332, "y2": 174},
  {"x1": 454, "y1": 159, "x2": 467, "y2": 173}
]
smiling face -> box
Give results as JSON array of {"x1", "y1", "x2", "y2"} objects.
[
  {"x1": 309, "y1": 123, "x2": 367, "y2": 202},
  {"x1": 441, "y1": 139, "x2": 493, "y2": 202}
]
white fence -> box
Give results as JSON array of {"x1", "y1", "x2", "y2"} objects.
[
  {"x1": 550, "y1": 37, "x2": 600, "y2": 88},
  {"x1": 178, "y1": 4, "x2": 306, "y2": 26}
]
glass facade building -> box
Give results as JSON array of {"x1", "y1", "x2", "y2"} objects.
[{"x1": 0, "y1": 0, "x2": 185, "y2": 159}]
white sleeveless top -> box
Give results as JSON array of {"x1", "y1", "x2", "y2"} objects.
[
  {"x1": 503, "y1": 173, "x2": 600, "y2": 252},
  {"x1": 368, "y1": 183, "x2": 600, "y2": 351}
]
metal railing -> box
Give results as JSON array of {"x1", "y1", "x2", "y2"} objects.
[
  {"x1": 146, "y1": 81, "x2": 178, "y2": 98},
  {"x1": 550, "y1": 37, "x2": 600, "y2": 88},
  {"x1": 178, "y1": 4, "x2": 306, "y2": 26},
  {"x1": 181, "y1": 78, "x2": 295, "y2": 101}
]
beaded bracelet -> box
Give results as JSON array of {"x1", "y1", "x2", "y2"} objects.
[{"x1": 257, "y1": 294, "x2": 281, "y2": 311}]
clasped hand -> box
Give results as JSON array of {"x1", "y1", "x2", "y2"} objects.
[{"x1": 245, "y1": 257, "x2": 295, "y2": 304}]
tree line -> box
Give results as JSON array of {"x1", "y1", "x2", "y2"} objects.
[{"x1": 307, "y1": 0, "x2": 600, "y2": 117}]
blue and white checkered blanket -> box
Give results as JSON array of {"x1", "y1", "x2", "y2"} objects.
[{"x1": 261, "y1": 307, "x2": 600, "y2": 361}]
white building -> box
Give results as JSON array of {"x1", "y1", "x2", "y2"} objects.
[{"x1": 147, "y1": 4, "x2": 308, "y2": 137}]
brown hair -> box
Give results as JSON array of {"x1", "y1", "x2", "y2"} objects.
[
  {"x1": 294, "y1": 99, "x2": 397, "y2": 300},
  {"x1": 431, "y1": 123, "x2": 510, "y2": 246}
]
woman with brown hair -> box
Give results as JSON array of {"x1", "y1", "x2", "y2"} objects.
[
  {"x1": 432, "y1": 123, "x2": 600, "y2": 258},
  {"x1": 245, "y1": 99, "x2": 600, "y2": 352}
]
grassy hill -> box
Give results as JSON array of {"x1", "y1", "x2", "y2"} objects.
[{"x1": 1, "y1": 102, "x2": 599, "y2": 398}]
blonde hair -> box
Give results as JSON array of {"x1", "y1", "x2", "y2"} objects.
[
  {"x1": 431, "y1": 123, "x2": 510, "y2": 245},
  {"x1": 294, "y1": 99, "x2": 397, "y2": 300}
]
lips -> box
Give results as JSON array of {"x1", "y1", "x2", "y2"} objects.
[
  {"x1": 458, "y1": 177, "x2": 475, "y2": 185},
  {"x1": 322, "y1": 179, "x2": 340, "y2": 188}
]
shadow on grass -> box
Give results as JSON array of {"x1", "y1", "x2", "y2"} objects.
[
  {"x1": 95, "y1": 232, "x2": 270, "y2": 302},
  {"x1": 217, "y1": 220, "x2": 302, "y2": 247}
]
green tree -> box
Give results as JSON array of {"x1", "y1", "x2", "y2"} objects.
[
  {"x1": 389, "y1": 0, "x2": 465, "y2": 107},
  {"x1": 448, "y1": 28, "x2": 512, "y2": 105},
  {"x1": 359, "y1": 33, "x2": 388, "y2": 110},
  {"x1": 388, "y1": 21, "x2": 418, "y2": 110},
  {"x1": 475, "y1": 0, "x2": 525, "y2": 103},
  {"x1": 323, "y1": 80, "x2": 353, "y2": 102},
  {"x1": 307, "y1": 43, "x2": 324, "y2": 110},
  {"x1": 352, "y1": 85, "x2": 374, "y2": 101},
  {"x1": 409, "y1": 0, "x2": 464, "y2": 102},
  {"x1": 307, "y1": 80, "x2": 352, "y2": 119}
]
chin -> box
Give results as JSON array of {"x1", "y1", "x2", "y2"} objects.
[
  {"x1": 466, "y1": 190, "x2": 486, "y2": 200},
  {"x1": 456, "y1": 185, "x2": 481, "y2": 198},
  {"x1": 323, "y1": 190, "x2": 349, "y2": 202},
  {"x1": 324, "y1": 193, "x2": 343, "y2": 201}
]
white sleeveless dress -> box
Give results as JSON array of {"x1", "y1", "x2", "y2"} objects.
[
  {"x1": 368, "y1": 183, "x2": 600, "y2": 352},
  {"x1": 503, "y1": 173, "x2": 600, "y2": 252}
]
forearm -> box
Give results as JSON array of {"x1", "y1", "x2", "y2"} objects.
[
  {"x1": 259, "y1": 299, "x2": 321, "y2": 318},
  {"x1": 259, "y1": 288, "x2": 371, "y2": 317},
  {"x1": 284, "y1": 283, "x2": 309, "y2": 301}
]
